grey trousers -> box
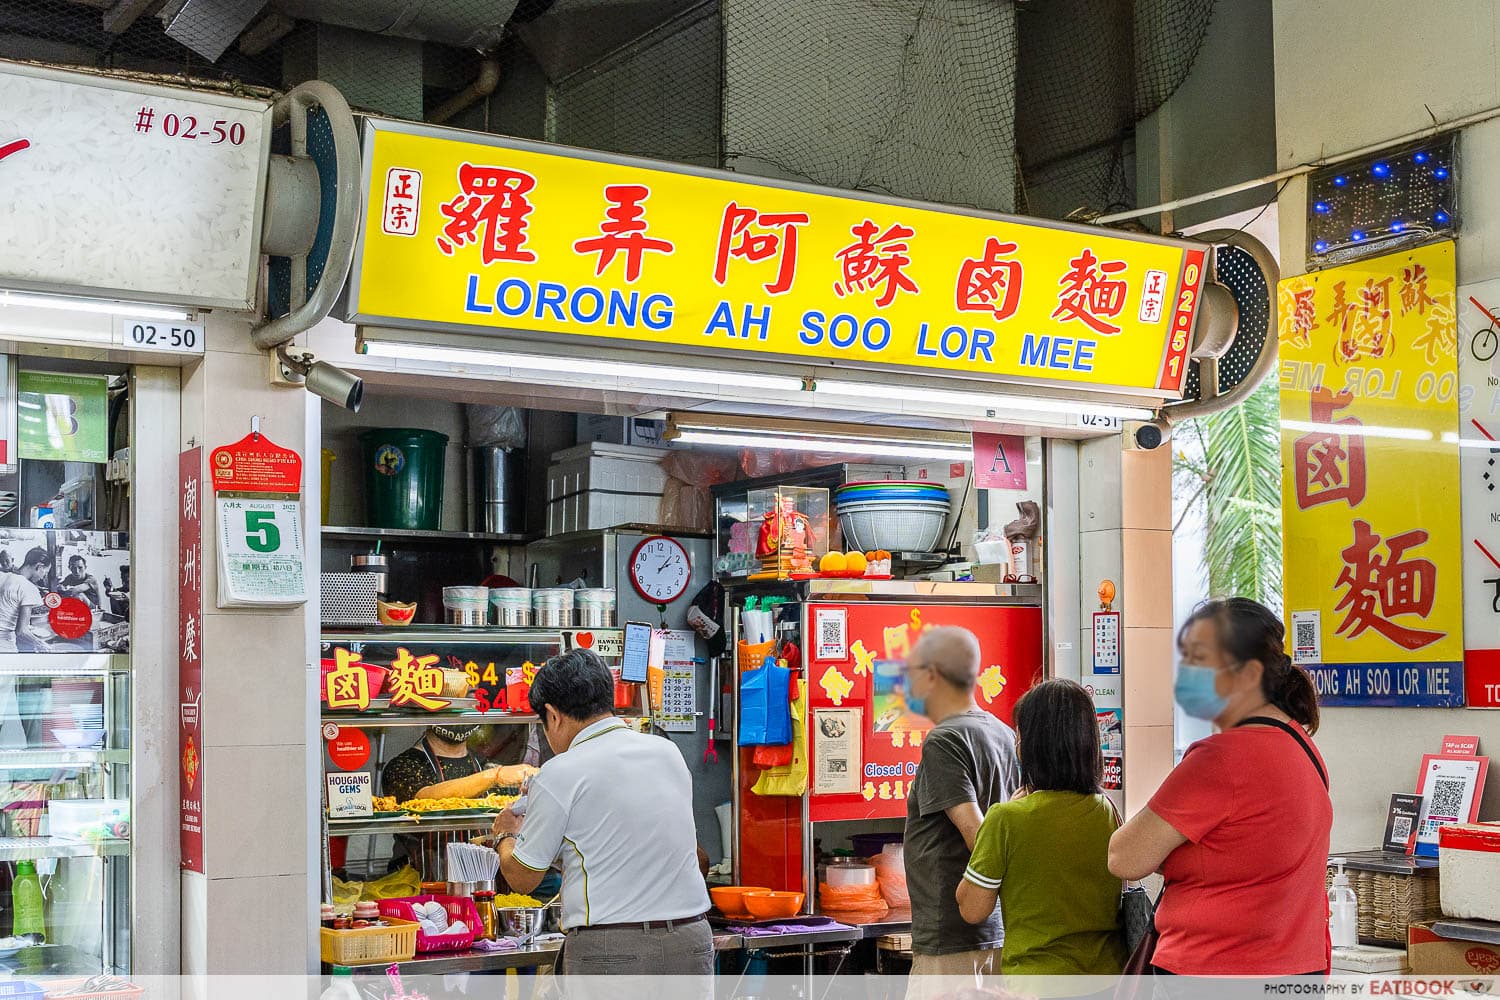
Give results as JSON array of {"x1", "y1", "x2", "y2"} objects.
[{"x1": 561, "y1": 918, "x2": 714, "y2": 976}]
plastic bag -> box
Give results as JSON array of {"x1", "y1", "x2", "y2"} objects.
[
  {"x1": 817, "y1": 880, "x2": 889, "y2": 919},
  {"x1": 467, "y1": 406, "x2": 526, "y2": 450},
  {"x1": 360, "y1": 864, "x2": 421, "y2": 901},
  {"x1": 738, "y1": 658, "x2": 792, "y2": 746},
  {"x1": 751, "y1": 683, "x2": 807, "y2": 796},
  {"x1": 660, "y1": 451, "x2": 740, "y2": 530},
  {"x1": 871, "y1": 850, "x2": 910, "y2": 908}
]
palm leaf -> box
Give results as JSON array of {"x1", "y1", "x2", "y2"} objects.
[{"x1": 1172, "y1": 378, "x2": 1283, "y2": 612}]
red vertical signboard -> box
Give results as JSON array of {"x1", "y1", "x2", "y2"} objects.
[{"x1": 179, "y1": 447, "x2": 204, "y2": 872}]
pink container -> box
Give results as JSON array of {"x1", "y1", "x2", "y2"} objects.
[{"x1": 377, "y1": 895, "x2": 481, "y2": 952}]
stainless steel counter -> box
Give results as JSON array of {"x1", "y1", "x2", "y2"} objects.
[{"x1": 327, "y1": 932, "x2": 748, "y2": 975}]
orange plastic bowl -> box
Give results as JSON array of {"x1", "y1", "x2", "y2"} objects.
[
  {"x1": 709, "y1": 885, "x2": 770, "y2": 917},
  {"x1": 742, "y1": 890, "x2": 804, "y2": 920},
  {"x1": 377, "y1": 600, "x2": 417, "y2": 626}
]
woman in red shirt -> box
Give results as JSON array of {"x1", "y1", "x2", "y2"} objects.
[{"x1": 1108, "y1": 598, "x2": 1332, "y2": 977}]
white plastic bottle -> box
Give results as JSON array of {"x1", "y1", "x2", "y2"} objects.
[{"x1": 1328, "y1": 857, "x2": 1359, "y2": 948}]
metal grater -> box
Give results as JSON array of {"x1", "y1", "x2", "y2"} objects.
[{"x1": 320, "y1": 573, "x2": 379, "y2": 625}]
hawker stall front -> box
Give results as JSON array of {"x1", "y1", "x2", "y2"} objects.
[{"x1": 301, "y1": 114, "x2": 1275, "y2": 975}]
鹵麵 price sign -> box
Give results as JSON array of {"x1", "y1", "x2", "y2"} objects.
[
  {"x1": 215, "y1": 497, "x2": 306, "y2": 607},
  {"x1": 1278, "y1": 241, "x2": 1464, "y2": 706}
]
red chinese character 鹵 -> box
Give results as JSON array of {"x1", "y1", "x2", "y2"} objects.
[
  {"x1": 574, "y1": 184, "x2": 674, "y2": 283},
  {"x1": 1292, "y1": 387, "x2": 1366, "y2": 510},
  {"x1": 955, "y1": 238, "x2": 1024, "y2": 321},
  {"x1": 833, "y1": 220, "x2": 919, "y2": 308},
  {"x1": 713, "y1": 202, "x2": 809, "y2": 295},
  {"x1": 436, "y1": 164, "x2": 538, "y2": 264},
  {"x1": 1051, "y1": 249, "x2": 1128, "y2": 335},
  {"x1": 1333, "y1": 519, "x2": 1445, "y2": 651}
]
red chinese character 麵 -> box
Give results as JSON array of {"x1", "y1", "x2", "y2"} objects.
[
  {"x1": 713, "y1": 202, "x2": 809, "y2": 295},
  {"x1": 833, "y1": 220, "x2": 919, "y2": 308},
  {"x1": 955, "y1": 238, "x2": 1024, "y2": 321},
  {"x1": 1051, "y1": 249, "x2": 1128, "y2": 335},
  {"x1": 1333, "y1": 519, "x2": 1445, "y2": 651},
  {"x1": 436, "y1": 164, "x2": 538, "y2": 264},
  {"x1": 1292, "y1": 387, "x2": 1366, "y2": 510},
  {"x1": 574, "y1": 184, "x2": 674, "y2": 283}
]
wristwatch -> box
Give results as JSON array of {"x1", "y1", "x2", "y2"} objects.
[{"x1": 494, "y1": 832, "x2": 518, "y2": 848}]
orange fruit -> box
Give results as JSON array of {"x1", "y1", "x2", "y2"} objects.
[
  {"x1": 819, "y1": 552, "x2": 848, "y2": 573},
  {"x1": 845, "y1": 552, "x2": 868, "y2": 573}
]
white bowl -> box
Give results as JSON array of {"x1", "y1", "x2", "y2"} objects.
[
  {"x1": 53, "y1": 728, "x2": 105, "y2": 749},
  {"x1": 839, "y1": 507, "x2": 948, "y2": 553}
]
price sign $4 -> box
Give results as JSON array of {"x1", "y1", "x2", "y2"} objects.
[{"x1": 464, "y1": 661, "x2": 500, "y2": 713}]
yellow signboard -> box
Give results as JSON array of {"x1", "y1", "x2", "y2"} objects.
[
  {"x1": 347, "y1": 119, "x2": 1208, "y2": 396},
  {"x1": 1278, "y1": 241, "x2": 1463, "y2": 705}
]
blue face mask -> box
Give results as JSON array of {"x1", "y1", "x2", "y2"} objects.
[
  {"x1": 905, "y1": 692, "x2": 926, "y2": 718},
  {"x1": 1174, "y1": 663, "x2": 1228, "y2": 720}
]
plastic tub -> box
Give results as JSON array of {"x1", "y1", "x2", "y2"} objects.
[
  {"x1": 360, "y1": 428, "x2": 449, "y2": 531},
  {"x1": 850, "y1": 832, "x2": 904, "y2": 859},
  {"x1": 378, "y1": 895, "x2": 481, "y2": 953},
  {"x1": 575, "y1": 588, "x2": 617, "y2": 627}
]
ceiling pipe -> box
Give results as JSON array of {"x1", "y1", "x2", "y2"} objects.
[{"x1": 429, "y1": 56, "x2": 500, "y2": 124}]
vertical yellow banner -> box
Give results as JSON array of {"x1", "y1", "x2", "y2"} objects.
[{"x1": 1278, "y1": 241, "x2": 1463, "y2": 706}]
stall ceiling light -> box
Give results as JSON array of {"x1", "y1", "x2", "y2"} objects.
[
  {"x1": 813, "y1": 378, "x2": 1155, "y2": 421},
  {"x1": 0, "y1": 289, "x2": 192, "y2": 321},
  {"x1": 673, "y1": 429, "x2": 971, "y2": 461},
  {"x1": 1281, "y1": 419, "x2": 1432, "y2": 442},
  {"x1": 360, "y1": 340, "x2": 804, "y2": 393}
]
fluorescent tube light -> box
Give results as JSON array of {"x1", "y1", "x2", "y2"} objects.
[
  {"x1": 360, "y1": 340, "x2": 804, "y2": 393},
  {"x1": 673, "y1": 429, "x2": 971, "y2": 461},
  {"x1": 813, "y1": 378, "x2": 1154, "y2": 421},
  {"x1": 1281, "y1": 420, "x2": 1432, "y2": 442},
  {"x1": 0, "y1": 289, "x2": 192, "y2": 321}
]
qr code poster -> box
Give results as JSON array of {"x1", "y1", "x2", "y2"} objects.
[
  {"x1": 814, "y1": 607, "x2": 848, "y2": 662},
  {"x1": 1291, "y1": 611, "x2": 1321, "y2": 665},
  {"x1": 1413, "y1": 753, "x2": 1489, "y2": 856}
]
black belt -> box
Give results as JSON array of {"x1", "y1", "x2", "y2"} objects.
[{"x1": 571, "y1": 912, "x2": 708, "y2": 933}]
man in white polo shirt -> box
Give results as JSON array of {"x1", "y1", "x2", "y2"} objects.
[{"x1": 492, "y1": 648, "x2": 712, "y2": 976}]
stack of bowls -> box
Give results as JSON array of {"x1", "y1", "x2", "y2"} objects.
[
  {"x1": 55, "y1": 702, "x2": 106, "y2": 749},
  {"x1": 833, "y1": 481, "x2": 952, "y2": 553},
  {"x1": 443, "y1": 586, "x2": 490, "y2": 625},
  {"x1": 490, "y1": 588, "x2": 533, "y2": 626},
  {"x1": 532, "y1": 588, "x2": 575, "y2": 628}
]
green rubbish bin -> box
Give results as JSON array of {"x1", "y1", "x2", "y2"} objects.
[{"x1": 360, "y1": 428, "x2": 449, "y2": 531}]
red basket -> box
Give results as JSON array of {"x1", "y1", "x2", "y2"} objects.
[{"x1": 377, "y1": 895, "x2": 480, "y2": 952}]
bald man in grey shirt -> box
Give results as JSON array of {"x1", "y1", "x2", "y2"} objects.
[{"x1": 902, "y1": 626, "x2": 1020, "y2": 996}]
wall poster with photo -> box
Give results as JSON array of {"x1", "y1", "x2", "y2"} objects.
[{"x1": 0, "y1": 527, "x2": 129, "y2": 654}]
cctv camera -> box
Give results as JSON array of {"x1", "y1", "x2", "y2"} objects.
[
  {"x1": 305, "y1": 360, "x2": 363, "y2": 412},
  {"x1": 1123, "y1": 418, "x2": 1171, "y2": 450}
]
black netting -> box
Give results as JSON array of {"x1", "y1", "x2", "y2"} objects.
[{"x1": 0, "y1": 0, "x2": 1214, "y2": 219}]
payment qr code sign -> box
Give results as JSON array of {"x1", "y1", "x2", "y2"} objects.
[
  {"x1": 1391, "y1": 815, "x2": 1414, "y2": 843},
  {"x1": 815, "y1": 607, "x2": 848, "y2": 662},
  {"x1": 1414, "y1": 753, "x2": 1488, "y2": 855},
  {"x1": 1292, "y1": 611, "x2": 1321, "y2": 665}
]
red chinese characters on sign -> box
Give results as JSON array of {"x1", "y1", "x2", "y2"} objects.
[
  {"x1": 1292, "y1": 388, "x2": 1367, "y2": 510},
  {"x1": 209, "y1": 432, "x2": 302, "y2": 494},
  {"x1": 1400, "y1": 263, "x2": 1435, "y2": 316},
  {"x1": 436, "y1": 164, "x2": 538, "y2": 264},
  {"x1": 1334, "y1": 519, "x2": 1446, "y2": 651},
  {"x1": 325, "y1": 648, "x2": 372, "y2": 712},
  {"x1": 178, "y1": 447, "x2": 204, "y2": 874},
  {"x1": 382, "y1": 167, "x2": 422, "y2": 237},
  {"x1": 574, "y1": 184, "x2": 674, "y2": 282},
  {"x1": 833, "y1": 220, "x2": 919, "y2": 308},
  {"x1": 1327, "y1": 277, "x2": 1395, "y2": 364},
  {"x1": 0, "y1": 138, "x2": 31, "y2": 165},
  {"x1": 1413, "y1": 291, "x2": 1457, "y2": 365},
  {"x1": 955, "y1": 238, "x2": 1024, "y2": 321},
  {"x1": 1285, "y1": 286, "x2": 1320, "y2": 350},
  {"x1": 1051, "y1": 248, "x2": 1129, "y2": 335},
  {"x1": 713, "y1": 202, "x2": 809, "y2": 295}
]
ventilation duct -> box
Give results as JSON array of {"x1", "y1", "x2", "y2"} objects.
[{"x1": 271, "y1": 0, "x2": 523, "y2": 50}]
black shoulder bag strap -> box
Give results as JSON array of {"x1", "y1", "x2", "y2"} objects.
[{"x1": 1237, "y1": 716, "x2": 1328, "y2": 789}]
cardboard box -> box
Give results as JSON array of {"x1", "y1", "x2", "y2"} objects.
[{"x1": 1408, "y1": 921, "x2": 1500, "y2": 975}]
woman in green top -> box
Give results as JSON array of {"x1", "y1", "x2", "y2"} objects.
[{"x1": 956, "y1": 679, "x2": 1127, "y2": 978}]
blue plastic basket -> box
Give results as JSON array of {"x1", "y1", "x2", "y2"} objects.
[{"x1": 0, "y1": 981, "x2": 44, "y2": 1000}]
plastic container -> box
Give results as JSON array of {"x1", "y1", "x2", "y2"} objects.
[
  {"x1": 377, "y1": 895, "x2": 481, "y2": 953},
  {"x1": 824, "y1": 860, "x2": 876, "y2": 887},
  {"x1": 839, "y1": 505, "x2": 948, "y2": 553},
  {"x1": 546, "y1": 442, "x2": 667, "y2": 536},
  {"x1": 0, "y1": 984, "x2": 43, "y2": 1000},
  {"x1": 443, "y1": 586, "x2": 489, "y2": 626},
  {"x1": 320, "y1": 917, "x2": 419, "y2": 966},
  {"x1": 490, "y1": 588, "x2": 533, "y2": 626},
  {"x1": 575, "y1": 589, "x2": 617, "y2": 627},
  {"x1": 532, "y1": 588, "x2": 574, "y2": 628},
  {"x1": 1328, "y1": 857, "x2": 1358, "y2": 947},
  {"x1": 850, "y1": 832, "x2": 904, "y2": 860},
  {"x1": 360, "y1": 428, "x2": 449, "y2": 531},
  {"x1": 1438, "y1": 823, "x2": 1500, "y2": 921},
  {"x1": 872, "y1": 846, "x2": 910, "y2": 908},
  {"x1": 12, "y1": 861, "x2": 44, "y2": 938},
  {"x1": 47, "y1": 799, "x2": 130, "y2": 841}
]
